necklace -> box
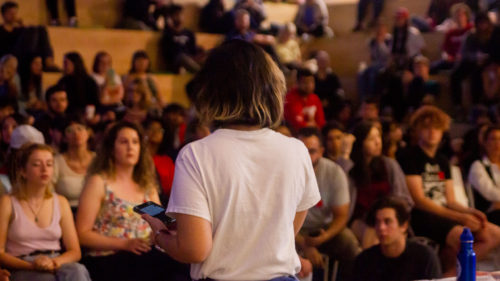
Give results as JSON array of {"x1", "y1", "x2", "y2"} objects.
[{"x1": 26, "y1": 199, "x2": 44, "y2": 223}]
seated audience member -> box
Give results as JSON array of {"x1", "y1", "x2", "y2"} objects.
[
  {"x1": 398, "y1": 105, "x2": 500, "y2": 274},
  {"x1": 161, "y1": 5, "x2": 203, "y2": 74},
  {"x1": 296, "y1": 127, "x2": 361, "y2": 280},
  {"x1": 119, "y1": 0, "x2": 156, "y2": 30},
  {"x1": 411, "y1": 0, "x2": 466, "y2": 32},
  {"x1": 284, "y1": 69, "x2": 326, "y2": 133},
  {"x1": 481, "y1": 61, "x2": 500, "y2": 103},
  {"x1": 294, "y1": 0, "x2": 330, "y2": 38},
  {"x1": 123, "y1": 79, "x2": 153, "y2": 125},
  {"x1": 53, "y1": 115, "x2": 95, "y2": 212},
  {"x1": 391, "y1": 7, "x2": 425, "y2": 70},
  {"x1": 34, "y1": 85, "x2": 68, "y2": 145},
  {"x1": 57, "y1": 52, "x2": 99, "y2": 115},
  {"x1": 353, "y1": 0, "x2": 385, "y2": 32},
  {"x1": 46, "y1": 0, "x2": 77, "y2": 27},
  {"x1": 199, "y1": 0, "x2": 232, "y2": 34},
  {"x1": 1, "y1": 125, "x2": 45, "y2": 193},
  {"x1": 431, "y1": 3, "x2": 473, "y2": 73},
  {"x1": 0, "y1": 2, "x2": 58, "y2": 71},
  {"x1": 161, "y1": 103, "x2": 187, "y2": 159},
  {"x1": 468, "y1": 125, "x2": 500, "y2": 226},
  {"x1": 91, "y1": 52, "x2": 124, "y2": 110},
  {"x1": 450, "y1": 12, "x2": 500, "y2": 107},
  {"x1": 352, "y1": 197, "x2": 442, "y2": 281},
  {"x1": 76, "y1": 121, "x2": 187, "y2": 281},
  {"x1": 349, "y1": 121, "x2": 413, "y2": 248},
  {"x1": 358, "y1": 22, "x2": 392, "y2": 99},
  {"x1": 405, "y1": 56, "x2": 440, "y2": 112},
  {"x1": 357, "y1": 98, "x2": 380, "y2": 123},
  {"x1": 0, "y1": 114, "x2": 24, "y2": 167},
  {"x1": 226, "y1": 9, "x2": 275, "y2": 46},
  {"x1": 314, "y1": 51, "x2": 343, "y2": 120},
  {"x1": 233, "y1": 0, "x2": 267, "y2": 30},
  {"x1": 0, "y1": 55, "x2": 20, "y2": 101},
  {"x1": 322, "y1": 121, "x2": 355, "y2": 173},
  {"x1": 18, "y1": 55, "x2": 44, "y2": 114},
  {"x1": 275, "y1": 23, "x2": 302, "y2": 67},
  {"x1": 381, "y1": 120, "x2": 404, "y2": 159},
  {"x1": 122, "y1": 50, "x2": 163, "y2": 108},
  {"x1": 0, "y1": 143, "x2": 90, "y2": 281},
  {"x1": 183, "y1": 118, "x2": 211, "y2": 145},
  {"x1": 143, "y1": 117, "x2": 175, "y2": 205}
]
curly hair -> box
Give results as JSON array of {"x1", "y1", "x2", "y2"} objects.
[
  {"x1": 409, "y1": 105, "x2": 451, "y2": 132},
  {"x1": 86, "y1": 121, "x2": 157, "y2": 192}
]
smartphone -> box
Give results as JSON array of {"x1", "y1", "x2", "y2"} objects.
[{"x1": 134, "y1": 201, "x2": 176, "y2": 227}]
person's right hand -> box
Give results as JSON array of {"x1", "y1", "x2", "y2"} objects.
[
  {"x1": 33, "y1": 255, "x2": 55, "y2": 272},
  {"x1": 460, "y1": 213, "x2": 482, "y2": 232},
  {"x1": 303, "y1": 247, "x2": 324, "y2": 268},
  {"x1": 124, "y1": 238, "x2": 152, "y2": 255},
  {"x1": 298, "y1": 256, "x2": 313, "y2": 278}
]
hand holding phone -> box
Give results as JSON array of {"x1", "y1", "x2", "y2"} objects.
[{"x1": 134, "y1": 201, "x2": 176, "y2": 228}]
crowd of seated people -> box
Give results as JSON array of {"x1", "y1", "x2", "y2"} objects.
[{"x1": 2, "y1": 0, "x2": 500, "y2": 280}]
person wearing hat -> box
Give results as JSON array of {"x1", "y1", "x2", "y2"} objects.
[{"x1": 0, "y1": 125, "x2": 45, "y2": 195}]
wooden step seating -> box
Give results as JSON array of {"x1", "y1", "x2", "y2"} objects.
[
  {"x1": 42, "y1": 72, "x2": 192, "y2": 108},
  {"x1": 47, "y1": 27, "x2": 223, "y2": 74},
  {"x1": 17, "y1": 0, "x2": 431, "y2": 35}
]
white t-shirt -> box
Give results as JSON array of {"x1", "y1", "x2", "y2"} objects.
[{"x1": 167, "y1": 128, "x2": 320, "y2": 281}]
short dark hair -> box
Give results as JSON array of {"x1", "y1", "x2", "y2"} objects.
[
  {"x1": 366, "y1": 197, "x2": 410, "y2": 227},
  {"x1": 163, "y1": 103, "x2": 186, "y2": 116},
  {"x1": 1, "y1": 1, "x2": 18, "y2": 15},
  {"x1": 297, "y1": 126, "x2": 323, "y2": 146},
  {"x1": 296, "y1": 68, "x2": 314, "y2": 81},
  {"x1": 45, "y1": 84, "x2": 66, "y2": 103},
  {"x1": 129, "y1": 50, "x2": 150, "y2": 74},
  {"x1": 322, "y1": 121, "x2": 344, "y2": 139},
  {"x1": 475, "y1": 12, "x2": 491, "y2": 25}
]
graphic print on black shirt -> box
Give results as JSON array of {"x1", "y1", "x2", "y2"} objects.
[{"x1": 398, "y1": 146, "x2": 451, "y2": 206}]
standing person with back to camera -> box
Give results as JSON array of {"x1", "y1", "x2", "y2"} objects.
[{"x1": 142, "y1": 39, "x2": 321, "y2": 281}]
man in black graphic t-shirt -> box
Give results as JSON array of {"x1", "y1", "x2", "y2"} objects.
[{"x1": 398, "y1": 105, "x2": 500, "y2": 275}]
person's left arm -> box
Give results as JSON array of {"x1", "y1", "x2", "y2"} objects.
[
  {"x1": 143, "y1": 213, "x2": 213, "y2": 263},
  {"x1": 444, "y1": 179, "x2": 487, "y2": 226},
  {"x1": 305, "y1": 203, "x2": 349, "y2": 247},
  {"x1": 52, "y1": 195, "x2": 81, "y2": 268}
]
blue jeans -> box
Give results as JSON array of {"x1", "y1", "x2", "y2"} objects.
[
  {"x1": 10, "y1": 253, "x2": 91, "y2": 281},
  {"x1": 357, "y1": 0, "x2": 384, "y2": 24}
]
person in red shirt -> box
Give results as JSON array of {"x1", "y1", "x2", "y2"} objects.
[
  {"x1": 430, "y1": 3, "x2": 473, "y2": 73},
  {"x1": 284, "y1": 69, "x2": 326, "y2": 132}
]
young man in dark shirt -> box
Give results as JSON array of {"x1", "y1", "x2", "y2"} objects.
[
  {"x1": 398, "y1": 105, "x2": 500, "y2": 274},
  {"x1": 161, "y1": 5, "x2": 203, "y2": 74},
  {"x1": 353, "y1": 197, "x2": 441, "y2": 281}
]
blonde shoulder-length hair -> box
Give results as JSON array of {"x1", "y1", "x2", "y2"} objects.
[
  {"x1": 192, "y1": 40, "x2": 286, "y2": 129},
  {"x1": 85, "y1": 121, "x2": 157, "y2": 192},
  {"x1": 11, "y1": 143, "x2": 55, "y2": 200}
]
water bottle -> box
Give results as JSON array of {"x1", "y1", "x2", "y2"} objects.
[{"x1": 457, "y1": 227, "x2": 476, "y2": 281}]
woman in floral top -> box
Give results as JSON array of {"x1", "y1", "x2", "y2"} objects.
[{"x1": 75, "y1": 121, "x2": 189, "y2": 281}]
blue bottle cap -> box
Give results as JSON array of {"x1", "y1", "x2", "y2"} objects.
[{"x1": 460, "y1": 227, "x2": 474, "y2": 242}]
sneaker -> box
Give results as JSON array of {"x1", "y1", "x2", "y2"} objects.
[
  {"x1": 49, "y1": 19, "x2": 61, "y2": 26},
  {"x1": 68, "y1": 17, "x2": 78, "y2": 27}
]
